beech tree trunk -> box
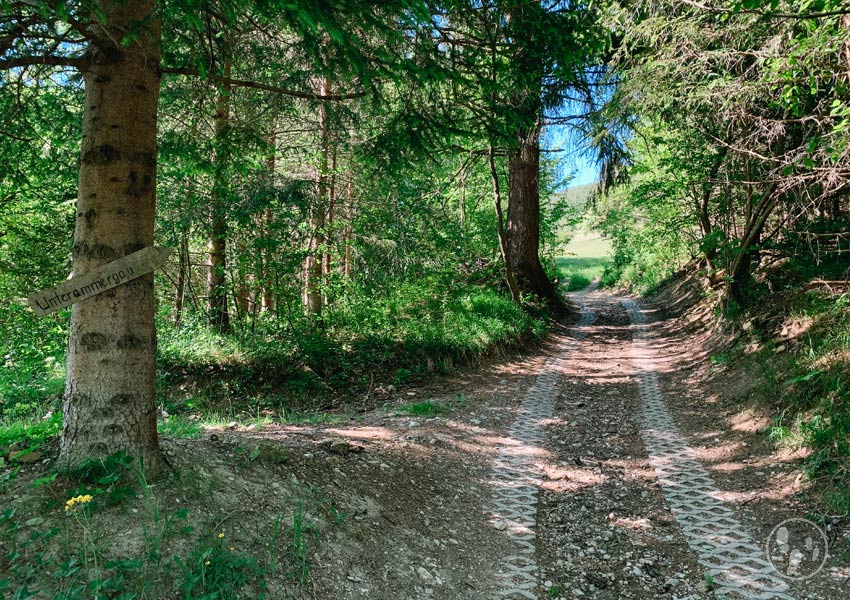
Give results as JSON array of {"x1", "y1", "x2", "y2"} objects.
[
  {"x1": 506, "y1": 124, "x2": 559, "y2": 304},
  {"x1": 58, "y1": 0, "x2": 162, "y2": 475}
]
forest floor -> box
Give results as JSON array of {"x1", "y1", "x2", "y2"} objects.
[
  {"x1": 183, "y1": 284, "x2": 850, "y2": 598},
  {"x1": 3, "y1": 284, "x2": 850, "y2": 599}
]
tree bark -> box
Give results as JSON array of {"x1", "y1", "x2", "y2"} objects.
[
  {"x1": 489, "y1": 146, "x2": 520, "y2": 302},
  {"x1": 343, "y1": 177, "x2": 353, "y2": 278},
  {"x1": 322, "y1": 143, "x2": 337, "y2": 301},
  {"x1": 503, "y1": 1, "x2": 560, "y2": 306},
  {"x1": 844, "y1": 14, "x2": 850, "y2": 87},
  {"x1": 261, "y1": 133, "x2": 276, "y2": 313},
  {"x1": 304, "y1": 78, "x2": 331, "y2": 317},
  {"x1": 506, "y1": 124, "x2": 559, "y2": 304},
  {"x1": 175, "y1": 233, "x2": 188, "y2": 326},
  {"x1": 235, "y1": 234, "x2": 251, "y2": 318},
  {"x1": 209, "y1": 57, "x2": 231, "y2": 332},
  {"x1": 728, "y1": 183, "x2": 777, "y2": 303},
  {"x1": 59, "y1": 0, "x2": 162, "y2": 475}
]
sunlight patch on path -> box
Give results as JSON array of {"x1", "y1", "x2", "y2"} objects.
[
  {"x1": 623, "y1": 299, "x2": 796, "y2": 600},
  {"x1": 487, "y1": 293, "x2": 597, "y2": 599}
]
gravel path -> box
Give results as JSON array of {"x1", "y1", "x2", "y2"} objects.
[{"x1": 236, "y1": 287, "x2": 849, "y2": 599}]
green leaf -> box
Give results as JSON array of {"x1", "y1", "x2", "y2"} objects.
[
  {"x1": 30, "y1": 472, "x2": 57, "y2": 489},
  {"x1": 783, "y1": 370, "x2": 823, "y2": 385}
]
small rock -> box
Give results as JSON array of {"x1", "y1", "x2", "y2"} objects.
[
  {"x1": 321, "y1": 439, "x2": 364, "y2": 456},
  {"x1": 11, "y1": 450, "x2": 42, "y2": 463},
  {"x1": 417, "y1": 566, "x2": 433, "y2": 582}
]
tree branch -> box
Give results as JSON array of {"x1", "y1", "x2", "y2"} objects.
[
  {"x1": 679, "y1": 0, "x2": 850, "y2": 19},
  {"x1": 0, "y1": 55, "x2": 85, "y2": 70},
  {"x1": 160, "y1": 67, "x2": 367, "y2": 101}
]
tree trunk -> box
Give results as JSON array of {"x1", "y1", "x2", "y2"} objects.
[
  {"x1": 209, "y1": 58, "x2": 231, "y2": 332},
  {"x1": 844, "y1": 14, "x2": 850, "y2": 87},
  {"x1": 175, "y1": 233, "x2": 188, "y2": 326},
  {"x1": 235, "y1": 234, "x2": 250, "y2": 318},
  {"x1": 304, "y1": 217, "x2": 324, "y2": 316},
  {"x1": 506, "y1": 124, "x2": 559, "y2": 304},
  {"x1": 262, "y1": 133, "x2": 276, "y2": 313},
  {"x1": 59, "y1": 0, "x2": 162, "y2": 475},
  {"x1": 304, "y1": 78, "x2": 331, "y2": 317},
  {"x1": 503, "y1": 1, "x2": 559, "y2": 306},
  {"x1": 728, "y1": 183, "x2": 777, "y2": 304},
  {"x1": 489, "y1": 146, "x2": 520, "y2": 303},
  {"x1": 343, "y1": 177, "x2": 353, "y2": 278},
  {"x1": 322, "y1": 145, "x2": 336, "y2": 285}
]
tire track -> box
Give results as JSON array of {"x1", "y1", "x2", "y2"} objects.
[
  {"x1": 623, "y1": 298, "x2": 795, "y2": 600},
  {"x1": 488, "y1": 293, "x2": 596, "y2": 599}
]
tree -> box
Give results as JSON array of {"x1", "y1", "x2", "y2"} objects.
[
  {"x1": 0, "y1": 0, "x2": 167, "y2": 473},
  {"x1": 1, "y1": 0, "x2": 444, "y2": 474},
  {"x1": 600, "y1": 0, "x2": 850, "y2": 299},
  {"x1": 421, "y1": 0, "x2": 608, "y2": 305}
]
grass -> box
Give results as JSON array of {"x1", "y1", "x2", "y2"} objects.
[
  {"x1": 1, "y1": 278, "x2": 544, "y2": 451},
  {"x1": 0, "y1": 451, "x2": 345, "y2": 599},
  {"x1": 736, "y1": 285, "x2": 850, "y2": 514},
  {"x1": 157, "y1": 283, "x2": 545, "y2": 400},
  {"x1": 556, "y1": 232, "x2": 612, "y2": 291},
  {"x1": 390, "y1": 394, "x2": 467, "y2": 418},
  {"x1": 394, "y1": 400, "x2": 444, "y2": 417}
]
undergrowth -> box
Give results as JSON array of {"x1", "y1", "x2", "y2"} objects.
[
  {"x1": 0, "y1": 451, "x2": 342, "y2": 599},
  {"x1": 765, "y1": 290, "x2": 850, "y2": 513},
  {"x1": 1, "y1": 279, "x2": 544, "y2": 452}
]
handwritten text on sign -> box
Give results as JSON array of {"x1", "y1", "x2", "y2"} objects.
[{"x1": 27, "y1": 246, "x2": 173, "y2": 316}]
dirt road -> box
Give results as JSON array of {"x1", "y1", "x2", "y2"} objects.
[{"x1": 229, "y1": 287, "x2": 849, "y2": 599}]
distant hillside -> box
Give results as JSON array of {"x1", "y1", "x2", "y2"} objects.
[{"x1": 554, "y1": 182, "x2": 597, "y2": 209}]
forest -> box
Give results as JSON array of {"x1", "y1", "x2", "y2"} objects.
[{"x1": 1, "y1": 1, "x2": 849, "y2": 599}]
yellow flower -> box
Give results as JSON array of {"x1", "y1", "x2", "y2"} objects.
[
  {"x1": 64, "y1": 494, "x2": 93, "y2": 512},
  {"x1": 205, "y1": 560, "x2": 210, "y2": 566},
  {"x1": 217, "y1": 532, "x2": 225, "y2": 539},
  {"x1": 229, "y1": 547, "x2": 235, "y2": 551}
]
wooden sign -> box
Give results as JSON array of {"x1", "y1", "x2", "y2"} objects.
[{"x1": 27, "y1": 246, "x2": 173, "y2": 316}]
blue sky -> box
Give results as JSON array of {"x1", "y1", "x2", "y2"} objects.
[
  {"x1": 563, "y1": 153, "x2": 598, "y2": 187},
  {"x1": 544, "y1": 123, "x2": 599, "y2": 190}
]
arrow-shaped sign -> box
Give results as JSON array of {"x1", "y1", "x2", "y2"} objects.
[{"x1": 27, "y1": 246, "x2": 173, "y2": 316}]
